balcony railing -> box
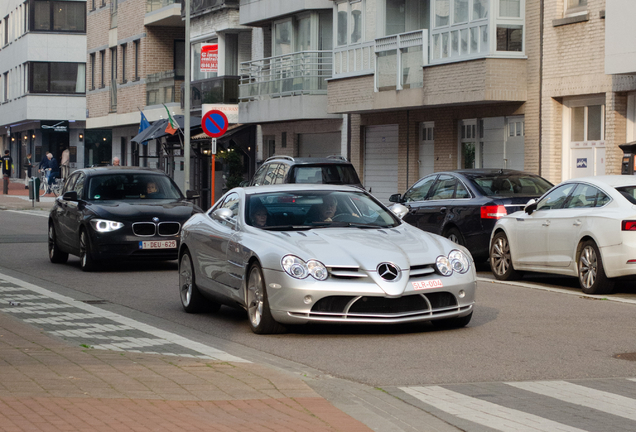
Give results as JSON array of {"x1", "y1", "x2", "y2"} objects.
[
  {"x1": 147, "y1": 0, "x2": 182, "y2": 13},
  {"x1": 239, "y1": 51, "x2": 332, "y2": 102},
  {"x1": 180, "y1": 76, "x2": 239, "y2": 110},
  {"x1": 375, "y1": 30, "x2": 427, "y2": 91},
  {"x1": 333, "y1": 40, "x2": 375, "y2": 78},
  {"x1": 146, "y1": 70, "x2": 182, "y2": 106},
  {"x1": 182, "y1": 0, "x2": 238, "y2": 17}
]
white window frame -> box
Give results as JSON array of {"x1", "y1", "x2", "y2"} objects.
[
  {"x1": 419, "y1": 121, "x2": 435, "y2": 177},
  {"x1": 334, "y1": 0, "x2": 365, "y2": 47},
  {"x1": 458, "y1": 118, "x2": 478, "y2": 169},
  {"x1": 564, "y1": 0, "x2": 587, "y2": 17}
]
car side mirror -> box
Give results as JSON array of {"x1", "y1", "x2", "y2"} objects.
[
  {"x1": 186, "y1": 190, "x2": 200, "y2": 200},
  {"x1": 389, "y1": 193, "x2": 402, "y2": 203},
  {"x1": 525, "y1": 199, "x2": 537, "y2": 215},
  {"x1": 62, "y1": 191, "x2": 78, "y2": 202},
  {"x1": 389, "y1": 203, "x2": 409, "y2": 219},
  {"x1": 212, "y1": 208, "x2": 235, "y2": 224}
]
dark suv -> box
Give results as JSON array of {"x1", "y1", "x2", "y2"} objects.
[{"x1": 248, "y1": 156, "x2": 362, "y2": 187}]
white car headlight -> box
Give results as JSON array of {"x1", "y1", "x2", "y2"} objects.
[
  {"x1": 435, "y1": 256, "x2": 453, "y2": 276},
  {"x1": 307, "y1": 260, "x2": 328, "y2": 281},
  {"x1": 281, "y1": 255, "x2": 328, "y2": 280},
  {"x1": 90, "y1": 219, "x2": 124, "y2": 232},
  {"x1": 449, "y1": 249, "x2": 470, "y2": 274}
]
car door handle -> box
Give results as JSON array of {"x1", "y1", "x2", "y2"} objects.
[
  {"x1": 542, "y1": 220, "x2": 550, "y2": 227},
  {"x1": 573, "y1": 220, "x2": 582, "y2": 227},
  {"x1": 440, "y1": 207, "x2": 447, "y2": 214}
]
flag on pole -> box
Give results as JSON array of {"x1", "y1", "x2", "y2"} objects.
[
  {"x1": 163, "y1": 104, "x2": 178, "y2": 135},
  {"x1": 138, "y1": 110, "x2": 150, "y2": 145}
]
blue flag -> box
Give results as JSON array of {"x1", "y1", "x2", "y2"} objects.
[{"x1": 139, "y1": 111, "x2": 150, "y2": 145}]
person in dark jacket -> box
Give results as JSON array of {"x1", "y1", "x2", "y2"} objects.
[
  {"x1": 44, "y1": 153, "x2": 60, "y2": 195},
  {"x1": 2, "y1": 150, "x2": 13, "y2": 195},
  {"x1": 23, "y1": 153, "x2": 34, "y2": 189}
]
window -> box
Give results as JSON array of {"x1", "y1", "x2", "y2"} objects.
[
  {"x1": 133, "y1": 40, "x2": 140, "y2": 80},
  {"x1": 536, "y1": 184, "x2": 577, "y2": 211},
  {"x1": 403, "y1": 175, "x2": 437, "y2": 202},
  {"x1": 274, "y1": 19, "x2": 292, "y2": 55},
  {"x1": 192, "y1": 39, "x2": 218, "y2": 81},
  {"x1": 336, "y1": 1, "x2": 363, "y2": 46},
  {"x1": 100, "y1": 50, "x2": 105, "y2": 87},
  {"x1": 571, "y1": 105, "x2": 603, "y2": 142},
  {"x1": 2, "y1": 72, "x2": 8, "y2": 102},
  {"x1": 174, "y1": 40, "x2": 184, "y2": 80},
  {"x1": 90, "y1": 0, "x2": 95, "y2": 11},
  {"x1": 566, "y1": 184, "x2": 609, "y2": 209},
  {"x1": 385, "y1": 0, "x2": 429, "y2": 36},
  {"x1": 89, "y1": 53, "x2": 95, "y2": 90},
  {"x1": 565, "y1": 0, "x2": 587, "y2": 15},
  {"x1": 120, "y1": 44, "x2": 126, "y2": 83},
  {"x1": 496, "y1": 25, "x2": 522, "y2": 51},
  {"x1": 28, "y1": 62, "x2": 86, "y2": 94},
  {"x1": 30, "y1": 0, "x2": 86, "y2": 32},
  {"x1": 110, "y1": 47, "x2": 117, "y2": 82},
  {"x1": 3, "y1": 15, "x2": 8, "y2": 45}
]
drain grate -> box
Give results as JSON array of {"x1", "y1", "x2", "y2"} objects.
[
  {"x1": 81, "y1": 300, "x2": 109, "y2": 305},
  {"x1": 614, "y1": 353, "x2": 636, "y2": 361}
]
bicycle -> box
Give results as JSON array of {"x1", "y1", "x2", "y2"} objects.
[{"x1": 40, "y1": 170, "x2": 64, "y2": 196}]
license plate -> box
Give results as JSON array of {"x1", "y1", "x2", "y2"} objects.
[
  {"x1": 412, "y1": 279, "x2": 444, "y2": 290},
  {"x1": 139, "y1": 240, "x2": 177, "y2": 249}
]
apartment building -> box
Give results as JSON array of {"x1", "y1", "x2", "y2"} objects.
[
  {"x1": 86, "y1": 0, "x2": 185, "y2": 170},
  {"x1": 0, "y1": 0, "x2": 86, "y2": 177},
  {"x1": 238, "y1": 0, "x2": 346, "y2": 164}
]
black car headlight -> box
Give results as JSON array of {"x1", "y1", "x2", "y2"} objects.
[
  {"x1": 90, "y1": 219, "x2": 124, "y2": 232},
  {"x1": 436, "y1": 249, "x2": 470, "y2": 276},
  {"x1": 281, "y1": 255, "x2": 328, "y2": 280}
]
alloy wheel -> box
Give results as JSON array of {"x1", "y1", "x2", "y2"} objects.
[
  {"x1": 247, "y1": 267, "x2": 264, "y2": 328},
  {"x1": 491, "y1": 236, "x2": 511, "y2": 276},
  {"x1": 447, "y1": 233, "x2": 460, "y2": 244},
  {"x1": 48, "y1": 226, "x2": 55, "y2": 259},
  {"x1": 179, "y1": 254, "x2": 193, "y2": 307},
  {"x1": 579, "y1": 245, "x2": 597, "y2": 290}
]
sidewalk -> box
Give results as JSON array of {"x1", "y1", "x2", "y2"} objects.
[
  {"x1": 0, "y1": 179, "x2": 55, "y2": 211},
  {"x1": 0, "y1": 311, "x2": 373, "y2": 432}
]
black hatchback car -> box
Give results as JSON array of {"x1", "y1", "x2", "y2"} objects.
[
  {"x1": 48, "y1": 167, "x2": 202, "y2": 271},
  {"x1": 389, "y1": 169, "x2": 553, "y2": 261},
  {"x1": 248, "y1": 155, "x2": 362, "y2": 187}
]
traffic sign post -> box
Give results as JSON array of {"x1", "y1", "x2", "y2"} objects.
[{"x1": 202, "y1": 111, "x2": 228, "y2": 207}]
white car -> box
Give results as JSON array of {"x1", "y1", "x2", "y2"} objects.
[{"x1": 489, "y1": 175, "x2": 636, "y2": 294}]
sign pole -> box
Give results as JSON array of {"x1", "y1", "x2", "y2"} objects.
[
  {"x1": 201, "y1": 112, "x2": 227, "y2": 208},
  {"x1": 183, "y1": 0, "x2": 191, "y2": 193},
  {"x1": 211, "y1": 137, "x2": 217, "y2": 206}
]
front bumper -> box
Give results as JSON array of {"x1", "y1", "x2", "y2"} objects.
[
  {"x1": 89, "y1": 231, "x2": 180, "y2": 261},
  {"x1": 264, "y1": 268, "x2": 476, "y2": 325}
]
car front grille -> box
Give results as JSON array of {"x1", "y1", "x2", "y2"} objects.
[
  {"x1": 132, "y1": 222, "x2": 181, "y2": 237},
  {"x1": 309, "y1": 292, "x2": 459, "y2": 319},
  {"x1": 158, "y1": 222, "x2": 180, "y2": 236},
  {"x1": 327, "y1": 263, "x2": 436, "y2": 279}
]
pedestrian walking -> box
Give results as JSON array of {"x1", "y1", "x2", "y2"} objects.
[
  {"x1": 2, "y1": 150, "x2": 13, "y2": 195},
  {"x1": 23, "y1": 153, "x2": 34, "y2": 189},
  {"x1": 61, "y1": 147, "x2": 70, "y2": 180}
]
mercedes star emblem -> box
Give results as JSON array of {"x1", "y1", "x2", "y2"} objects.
[{"x1": 377, "y1": 262, "x2": 401, "y2": 281}]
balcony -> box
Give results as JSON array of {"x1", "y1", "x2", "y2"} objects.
[
  {"x1": 146, "y1": 70, "x2": 182, "y2": 106},
  {"x1": 239, "y1": 0, "x2": 332, "y2": 26},
  {"x1": 145, "y1": 0, "x2": 184, "y2": 27},
  {"x1": 181, "y1": 76, "x2": 239, "y2": 111},
  {"x1": 184, "y1": 0, "x2": 238, "y2": 18}
]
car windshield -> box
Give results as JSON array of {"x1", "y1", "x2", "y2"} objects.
[
  {"x1": 246, "y1": 190, "x2": 399, "y2": 229},
  {"x1": 291, "y1": 165, "x2": 361, "y2": 185},
  {"x1": 616, "y1": 185, "x2": 636, "y2": 205},
  {"x1": 469, "y1": 173, "x2": 552, "y2": 197},
  {"x1": 87, "y1": 173, "x2": 182, "y2": 200}
]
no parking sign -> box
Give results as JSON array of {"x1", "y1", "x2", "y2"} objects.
[{"x1": 201, "y1": 110, "x2": 228, "y2": 138}]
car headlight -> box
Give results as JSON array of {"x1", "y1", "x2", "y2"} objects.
[
  {"x1": 90, "y1": 219, "x2": 124, "y2": 232},
  {"x1": 281, "y1": 255, "x2": 328, "y2": 280},
  {"x1": 436, "y1": 250, "x2": 470, "y2": 276}
]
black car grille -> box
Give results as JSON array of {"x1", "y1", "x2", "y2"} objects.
[
  {"x1": 310, "y1": 292, "x2": 458, "y2": 317},
  {"x1": 158, "y1": 222, "x2": 180, "y2": 236},
  {"x1": 132, "y1": 222, "x2": 155, "y2": 236},
  {"x1": 132, "y1": 222, "x2": 181, "y2": 237}
]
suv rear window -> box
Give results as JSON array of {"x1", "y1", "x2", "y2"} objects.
[
  {"x1": 469, "y1": 174, "x2": 552, "y2": 197},
  {"x1": 291, "y1": 165, "x2": 361, "y2": 185}
]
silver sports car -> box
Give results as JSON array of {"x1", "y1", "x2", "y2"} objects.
[{"x1": 178, "y1": 184, "x2": 476, "y2": 334}]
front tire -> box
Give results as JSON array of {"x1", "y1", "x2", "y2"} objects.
[
  {"x1": 246, "y1": 262, "x2": 286, "y2": 334},
  {"x1": 79, "y1": 229, "x2": 97, "y2": 272},
  {"x1": 578, "y1": 240, "x2": 614, "y2": 294},
  {"x1": 179, "y1": 250, "x2": 220, "y2": 313},
  {"x1": 444, "y1": 227, "x2": 465, "y2": 246},
  {"x1": 48, "y1": 224, "x2": 68, "y2": 264},
  {"x1": 490, "y1": 231, "x2": 521, "y2": 280}
]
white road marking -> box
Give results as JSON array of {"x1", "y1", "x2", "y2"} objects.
[
  {"x1": 507, "y1": 381, "x2": 636, "y2": 421},
  {"x1": 5, "y1": 209, "x2": 50, "y2": 217},
  {"x1": 0, "y1": 272, "x2": 249, "y2": 363},
  {"x1": 401, "y1": 386, "x2": 588, "y2": 432}
]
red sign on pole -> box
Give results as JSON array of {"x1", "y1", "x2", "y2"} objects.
[
  {"x1": 201, "y1": 110, "x2": 229, "y2": 138},
  {"x1": 200, "y1": 44, "x2": 218, "y2": 73}
]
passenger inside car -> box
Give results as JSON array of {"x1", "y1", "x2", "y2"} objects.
[{"x1": 249, "y1": 202, "x2": 269, "y2": 228}]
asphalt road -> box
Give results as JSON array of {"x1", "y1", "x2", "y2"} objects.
[{"x1": 2, "y1": 209, "x2": 636, "y2": 389}]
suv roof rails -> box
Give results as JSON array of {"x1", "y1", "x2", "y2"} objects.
[
  {"x1": 326, "y1": 155, "x2": 348, "y2": 161},
  {"x1": 265, "y1": 155, "x2": 295, "y2": 163}
]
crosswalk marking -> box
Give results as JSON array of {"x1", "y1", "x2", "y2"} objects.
[
  {"x1": 401, "y1": 386, "x2": 588, "y2": 432},
  {"x1": 506, "y1": 381, "x2": 636, "y2": 422}
]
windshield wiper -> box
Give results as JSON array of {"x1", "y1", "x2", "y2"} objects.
[{"x1": 261, "y1": 225, "x2": 313, "y2": 231}]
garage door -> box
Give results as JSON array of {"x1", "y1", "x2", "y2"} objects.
[
  {"x1": 298, "y1": 132, "x2": 342, "y2": 158},
  {"x1": 364, "y1": 125, "x2": 399, "y2": 204}
]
